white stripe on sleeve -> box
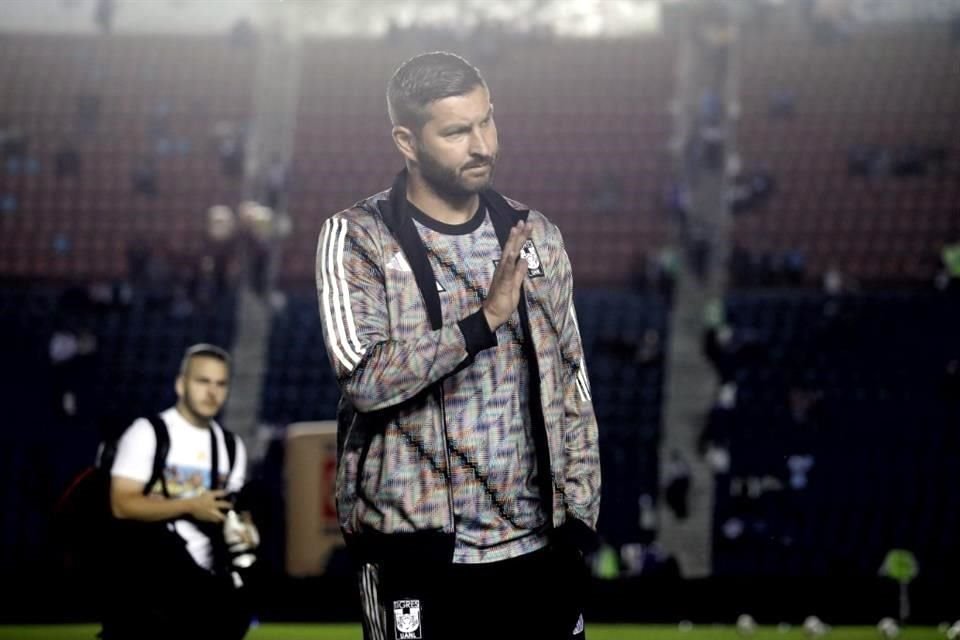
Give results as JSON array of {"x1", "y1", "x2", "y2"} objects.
[
  {"x1": 334, "y1": 217, "x2": 366, "y2": 358},
  {"x1": 319, "y1": 218, "x2": 358, "y2": 371}
]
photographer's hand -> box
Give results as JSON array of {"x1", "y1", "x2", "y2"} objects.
[
  {"x1": 112, "y1": 479, "x2": 232, "y2": 523},
  {"x1": 186, "y1": 489, "x2": 233, "y2": 523}
]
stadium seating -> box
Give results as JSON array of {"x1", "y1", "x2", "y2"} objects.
[
  {"x1": 734, "y1": 24, "x2": 960, "y2": 285},
  {"x1": 711, "y1": 289, "x2": 960, "y2": 580},
  {"x1": 0, "y1": 33, "x2": 254, "y2": 281}
]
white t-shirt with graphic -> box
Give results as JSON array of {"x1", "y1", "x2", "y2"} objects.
[{"x1": 111, "y1": 406, "x2": 247, "y2": 571}]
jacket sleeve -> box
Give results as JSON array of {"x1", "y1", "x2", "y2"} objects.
[
  {"x1": 316, "y1": 213, "x2": 497, "y2": 413},
  {"x1": 552, "y1": 227, "x2": 602, "y2": 532}
]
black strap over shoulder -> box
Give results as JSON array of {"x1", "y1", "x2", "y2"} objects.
[
  {"x1": 223, "y1": 427, "x2": 237, "y2": 485},
  {"x1": 214, "y1": 425, "x2": 238, "y2": 490},
  {"x1": 144, "y1": 414, "x2": 171, "y2": 498},
  {"x1": 210, "y1": 424, "x2": 238, "y2": 491}
]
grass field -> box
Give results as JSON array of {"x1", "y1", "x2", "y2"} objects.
[{"x1": 0, "y1": 624, "x2": 946, "y2": 639}]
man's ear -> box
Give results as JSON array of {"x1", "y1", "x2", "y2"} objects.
[
  {"x1": 392, "y1": 125, "x2": 418, "y2": 164},
  {"x1": 174, "y1": 375, "x2": 184, "y2": 399}
]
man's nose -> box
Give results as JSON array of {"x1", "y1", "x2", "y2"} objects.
[{"x1": 469, "y1": 129, "x2": 490, "y2": 157}]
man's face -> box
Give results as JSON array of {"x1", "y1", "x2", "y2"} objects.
[
  {"x1": 176, "y1": 356, "x2": 229, "y2": 422},
  {"x1": 413, "y1": 84, "x2": 499, "y2": 200}
]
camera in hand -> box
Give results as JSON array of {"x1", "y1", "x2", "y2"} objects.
[{"x1": 223, "y1": 509, "x2": 258, "y2": 570}]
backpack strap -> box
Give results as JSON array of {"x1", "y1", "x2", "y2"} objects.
[
  {"x1": 208, "y1": 423, "x2": 238, "y2": 491},
  {"x1": 217, "y1": 425, "x2": 238, "y2": 490},
  {"x1": 223, "y1": 427, "x2": 237, "y2": 483},
  {"x1": 144, "y1": 414, "x2": 171, "y2": 498}
]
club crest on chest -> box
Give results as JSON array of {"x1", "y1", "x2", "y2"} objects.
[{"x1": 494, "y1": 239, "x2": 545, "y2": 279}]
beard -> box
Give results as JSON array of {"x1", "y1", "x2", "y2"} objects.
[
  {"x1": 184, "y1": 391, "x2": 220, "y2": 421},
  {"x1": 416, "y1": 144, "x2": 497, "y2": 201}
]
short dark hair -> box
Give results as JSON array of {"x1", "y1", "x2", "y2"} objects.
[
  {"x1": 178, "y1": 343, "x2": 231, "y2": 377},
  {"x1": 387, "y1": 51, "x2": 487, "y2": 131}
]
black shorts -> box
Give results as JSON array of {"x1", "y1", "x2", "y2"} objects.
[{"x1": 358, "y1": 544, "x2": 588, "y2": 640}]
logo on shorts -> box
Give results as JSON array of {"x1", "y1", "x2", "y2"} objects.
[
  {"x1": 393, "y1": 599, "x2": 422, "y2": 639},
  {"x1": 573, "y1": 613, "x2": 585, "y2": 635}
]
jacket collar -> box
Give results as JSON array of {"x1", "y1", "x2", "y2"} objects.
[
  {"x1": 370, "y1": 168, "x2": 530, "y2": 330},
  {"x1": 379, "y1": 168, "x2": 530, "y2": 232}
]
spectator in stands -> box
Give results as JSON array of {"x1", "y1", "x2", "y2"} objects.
[
  {"x1": 810, "y1": 0, "x2": 853, "y2": 43},
  {"x1": 788, "y1": 385, "x2": 822, "y2": 426},
  {"x1": 49, "y1": 309, "x2": 98, "y2": 420},
  {"x1": 54, "y1": 141, "x2": 81, "y2": 179},
  {"x1": 262, "y1": 155, "x2": 288, "y2": 210},
  {"x1": 195, "y1": 204, "x2": 241, "y2": 303},
  {"x1": 619, "y1": 538, "x2": 681, "y2": 578},
  {"x1": 890, "y1": 145, "x2": 948, "y2": 178},
  {"x1": 636, "y1": 328, "x2": 664, "y2": 367},
  {"x1": 729, "y1": 246, "x2": 756, "y2": 287},
  {"x1": 105, "y1": 345, "x2": 257, "y2": 639},
  {"x1": 703, "y1": 324, "x2": 737, "y2": 382},
  {"x1": 0, "y1": 193, "x2": 16, "y2": 215},
  {"x1": 687, "y1": 227, "x2": 713, "y2": 284},
  {"x1": 213, "y1": 121, "x2": 245, "y2": 179},
  {"x1": 126, "y1": 235, "x2": 152, "y2": 291},
  {"x1": 728, "y1": 169, "x2": 776, "y2": 214},
  {"x1": 237, "y1": 201, "x2": 273, "y2": 296},
  {"x1": 768, "y1": 89, "x2": 797, "y2": 119},
  {"x1": 849, "y1": 144, "x2": 947, "y2": 180},
  {"x1": 634, "y1": 246, "x2": 678, "y2": 305},
  {"x1": 586, "y1": 171, "x2": 624, "y2": 214},
  {"x1": 848, "y1": 144, "x2": 886, "y2": 178},
  {"x1": 663, "y1": 180, "x2": 692, "y2": 226},
  {"x1": 663, "y1": 449, "x2": 692, "y2": 521},
  {"x1": 942, "y1": 241, "x2": 960, "y2": 278},
  {"x1": 597, "y1": 327, "x2": 662, "y2": 367},
  {"x1": 142, "y1": 244, "x2": 175, "y2": 309},
  {"x1": 778, "y1": 384, "x2": 822, "y2": 492},
  {"x1": 221, "y1": 140, "x2": 244, "y2": 179},
  {"x1": 131, "y1": 155, "x2": 158, "y2": 196},
  {"x1": 148, "y1": 103, "x2": 173, "y2": 154},
  {"x1": 637, "y1": 493, "x2": 659, "y2": 544},
  {"x1": 694, "y1": 89, "x2": 726, "y2": 172},
  {"x1": 76, "y1": 94, "x2": 101, "y2": 134},
  {"x1": 934, "y1": 240, "x2": 960, "y2": 293},
  {"x1": 823, "y1": 266, "x2": 849, "y2": 296},
  {"x1": 782, "y1": 249, "x2": 806, "y2": 286},
  {"x1": 53, "y1": 232, "x2": 72, "y2": 256},
  {"x1": 94, "y1": 0, "x2": 115, "y2": 34},
  {"x1": 0, "y1": 121, "x2": 29, "y2": 170},
  {"x1": 169, "y1": 267, "x2": 196, "y2": 319},
  {"x1": 316, "y1": 51, "x2": 599, "y2": 640},
  {"x1": 229, "y1": 18, "x2": 258, "y2": 48},
  {"x1": 699, "y1": 382, "x2": 736, "y2": 474},
  {"x1": 658, "y1": 249, "x2": 679, "y2": 303},
  {"x1": 703, "y1": 322, "x2": 766, "y2": 383}
]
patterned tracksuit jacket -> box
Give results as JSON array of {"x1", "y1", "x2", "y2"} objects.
[{"x1": 316, "y1": 170, "x2": 601, "y2": 562}]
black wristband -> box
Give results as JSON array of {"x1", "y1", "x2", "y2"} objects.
[{"x1": 459, "y1": 309, "x2": 498, "y2": 357}]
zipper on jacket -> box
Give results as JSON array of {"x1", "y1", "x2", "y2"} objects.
[{"x1": 437, "y1": 380, "x2": 457, "y2": 537}]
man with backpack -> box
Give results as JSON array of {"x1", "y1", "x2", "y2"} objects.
[{"x1": 103, "y1": 343, "x2": 257, "y2": 639}]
